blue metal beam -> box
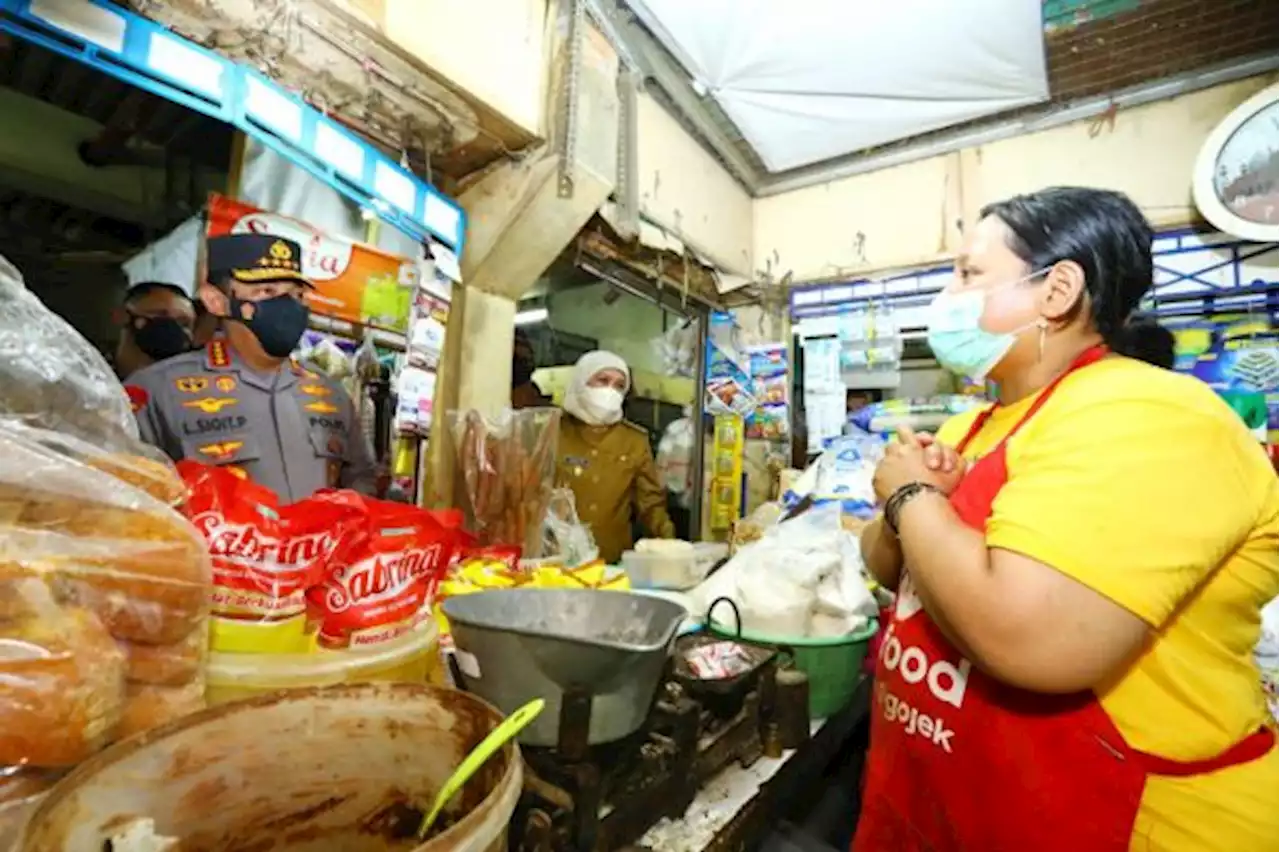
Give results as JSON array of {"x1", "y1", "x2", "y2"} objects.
[
  {"x1": 789, "y1": 227, "x2": 1279, "y2": 320},
  {"x1": 0, "y1": 0, "x2": 466, "y2": 254}
]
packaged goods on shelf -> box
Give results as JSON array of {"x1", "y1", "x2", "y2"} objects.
[{"x1": 849, "y1": 394, "x2": 987, "y2": 436}]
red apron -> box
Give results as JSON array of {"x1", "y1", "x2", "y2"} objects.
[{"x1": 853, "y1": 345, "x2": 1275, "y2": 852}]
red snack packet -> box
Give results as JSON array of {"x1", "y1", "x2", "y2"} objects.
[
  {"x1": 307, "y1": 499, "x2": 457, "y2": 650},
  {"x1": 179, "y1": 462, "x2": 354, "y2": 625}
]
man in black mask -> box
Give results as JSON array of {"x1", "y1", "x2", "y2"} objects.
[
  {"x1": 511, "y1": 329, "x2": 550, "y2": 409},
  {"x1": 125, "y1": 234, "x2": 376, "y2": 500},
  {"x1": 113, "y1": 281, "x2": 196, "y2": 378}
]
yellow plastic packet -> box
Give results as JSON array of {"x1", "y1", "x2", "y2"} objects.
[{"x1": 434, "y1": 558, "x2": 630, "y2": 638}]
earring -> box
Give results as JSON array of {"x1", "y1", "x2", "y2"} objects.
[{"x1": 1037, "y1": 319, "x2": 1049, "y2": 361}]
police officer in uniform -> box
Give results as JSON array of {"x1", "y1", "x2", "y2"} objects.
[
  {"x1": 125, "y1": 234, "x2": 376, "y2": 501},
  {"x1": 556, "y1": 350, "x2": 674, "y2": 563}
]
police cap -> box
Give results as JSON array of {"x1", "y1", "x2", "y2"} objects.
[{"x1": 207, "y1": 234, "x2": 313, "y2": 288}]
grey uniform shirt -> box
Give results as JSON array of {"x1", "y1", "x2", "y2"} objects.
[{"x1": 125, "y1": 337, "x2": 376, "y2": 502}]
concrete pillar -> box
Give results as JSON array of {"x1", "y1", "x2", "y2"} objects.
[{"x1": 424, "y1": 17, "x2": 621, "y2": 506}]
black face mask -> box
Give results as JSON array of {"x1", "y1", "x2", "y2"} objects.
[
  {"x1": 129, "y1": 315, "x2": 192, "y2": 362},
  {"x1": 512, "y1": 357, "x2": 535, "y2": 386},
  {"x1": 229, "y1": 295, "x2": 310, "y2": 359}
]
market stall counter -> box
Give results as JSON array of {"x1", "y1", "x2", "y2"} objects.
[
  {"x1": 640, "y1": 676, "x2": 873, "y2": 852},
  {"x1": 436, "y1": 584, "x2": 874, "y2": 850}
]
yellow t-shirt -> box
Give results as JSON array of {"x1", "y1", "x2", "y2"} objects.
[{"x1": 936, "y1": 355, "x2": 1278, "y2": 852}]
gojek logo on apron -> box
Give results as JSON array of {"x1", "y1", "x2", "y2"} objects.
[{"x1": 878, "y1": 573, "x2": 971, "y2": 753}]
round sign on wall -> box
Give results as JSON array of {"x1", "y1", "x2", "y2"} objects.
[{"x1": 1193, "y1": 84, "x2": 1279, "y2": 243}]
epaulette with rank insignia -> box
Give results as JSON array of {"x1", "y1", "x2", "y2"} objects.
[{"x1": 206, "y1": 339, "x2": 232, "y2": 369}]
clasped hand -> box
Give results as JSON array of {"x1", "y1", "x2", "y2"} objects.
[{"x1": 872, "y1": 426, "x2": 967, "y2": 504}]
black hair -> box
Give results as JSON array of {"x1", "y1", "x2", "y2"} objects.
[
  {"x1": 206, "y1": 271, "x2": 233, "y2": 292},
  {"x1": 980, "y1": 186, "x2": 1154, "y2": 355},
  {"x1": 123, "y1": 281, "x2": 193, "y2": 307},
  {"x1": 1111, "y1": 318, "x2": 1176, "y2": 369}
]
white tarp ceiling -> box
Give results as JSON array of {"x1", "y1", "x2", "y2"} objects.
[{"x1": 626, "y1": 0, "x2": 1050, "y2": 173}]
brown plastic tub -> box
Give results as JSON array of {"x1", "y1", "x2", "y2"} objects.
[{"x1": 13, "y1": 683, "x2": 521, "y2": 852}]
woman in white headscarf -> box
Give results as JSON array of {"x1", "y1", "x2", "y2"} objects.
[{"x1": 556, "y1": 350, "x2": 675, "y2": 563}]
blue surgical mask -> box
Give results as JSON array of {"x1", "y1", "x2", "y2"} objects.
[{"x1": 925, "y1": 270, "x2": 1048, "y2": 379}]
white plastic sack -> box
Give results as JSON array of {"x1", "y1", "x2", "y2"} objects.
[
  {"x1": 782, "y1": 432, "x2": 886, "y2": 520},
  {"x1": 693, "y1": 503, "x2": 873, "y2": 638}
]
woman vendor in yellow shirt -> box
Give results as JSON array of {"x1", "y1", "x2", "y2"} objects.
[{"x1": 856, "y1": 186, "x2": 1278, "y2": 852}]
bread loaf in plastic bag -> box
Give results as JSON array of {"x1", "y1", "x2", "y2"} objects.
[{"x1": 0, "y1": 254, "x2": 211, "y2": 845}]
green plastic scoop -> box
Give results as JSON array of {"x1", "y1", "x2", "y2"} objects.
[{"x1": 417, "y1": 697, "x2": 545, "y2": 840}]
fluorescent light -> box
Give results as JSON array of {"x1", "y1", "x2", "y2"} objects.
[{"x1": 514, "y1": 307, "x2": 548, "y2": 326}]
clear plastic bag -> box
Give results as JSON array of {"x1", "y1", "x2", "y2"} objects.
[
  {"x1": 0, "y1": 254, "x2": 212, "y2": 816},
  {"x1": 0, "y1": 422, "x2": 212, "y2": 769},
  {"x1": 0, "y1": 255, "x2": 139, "y2": 451},
  {"x1": 655, "y1": 414, "x2": 695, "y2": 506},
  {"x1": 448, "y1": 407, "x2": 561, "y2": 557},
  {"x1": 542, "y1": 488, "x2": 598, "y2": 567},
  {"x1": 651, "y1": 321, "x2": 699, "y2": 377}
]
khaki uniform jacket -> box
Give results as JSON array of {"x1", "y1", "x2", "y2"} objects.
[
  {"x1": 125, "y1": 337, "x2": 376, "y2": 502},
  {"x1": 556, "y1": 415, "x2": 675, "y2": 564}
]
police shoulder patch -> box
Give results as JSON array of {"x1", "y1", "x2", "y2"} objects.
[
  {"x1": 175, "y1": 376, "x2": 209, "y2": 394},
  {"x1": 125, "y1": 385, "x2": 149, "y2": 414},
  {"x1": 197, "y1": 440, "x2": 244, "y2": 461},
  {"x1": 299, "y1": 382, "x2": 332, "y2": 397},
  {"x1": 182, "y1": 397, "x2": 239, "y2": 415}
]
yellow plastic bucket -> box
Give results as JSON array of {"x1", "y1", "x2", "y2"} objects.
[{"x1": 205, "y1": 621, "x2": 442, "y2": 705}]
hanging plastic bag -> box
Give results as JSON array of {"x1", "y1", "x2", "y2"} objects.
[
  {"x1": 0, "y1": 254, "x2": 216, "y2": 845},
  {"x1": 0, "y1": 255, "x2": 138, "y2": 451},
  {"x1": 651, "y1": 321, "x2": 699, "y2": 377},
  {"x1": 655, "y1": 412, "x2": 695, "y2": 508},
  {"x1": 542, "y1": 488, "x2": 598, "y2": 567},
  {"x1": 448, "y1": 407, "x2": 561, "y2": 556},
  {"x1": 354, "y1": 333, "x2": 381, "y2": 383}
]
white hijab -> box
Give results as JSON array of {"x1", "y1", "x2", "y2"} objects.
[{"x1": 563, "y1": 350, "x2": 630, "y2": 426}]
